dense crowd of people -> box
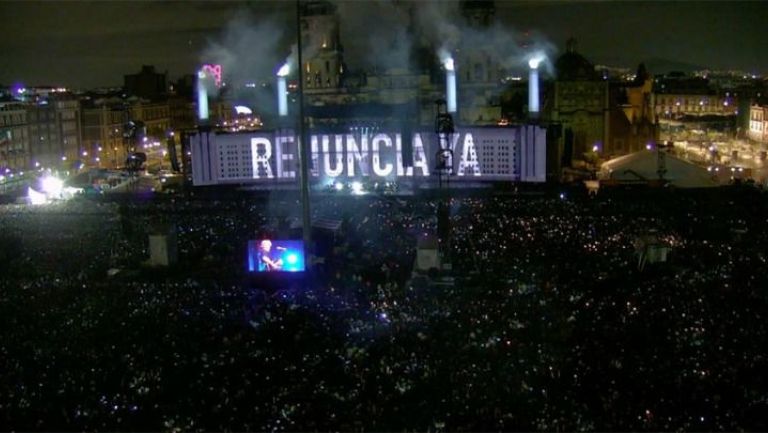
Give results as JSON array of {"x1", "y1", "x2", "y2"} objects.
[{"x1": 1, "y1": 185, "x2": 768, "y2": 431}]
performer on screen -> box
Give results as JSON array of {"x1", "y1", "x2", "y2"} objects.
[{"x1": 258, "y1": 239, "x2": 283, "y2": 271}]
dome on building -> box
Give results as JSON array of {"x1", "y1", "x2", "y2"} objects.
[{"x1": 555, "y1": 38, "x2": 599, "y2": 81}]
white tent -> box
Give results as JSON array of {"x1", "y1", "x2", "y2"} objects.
[{"x1": 600, "y1": 150, "x2": 719, "y2": 188}]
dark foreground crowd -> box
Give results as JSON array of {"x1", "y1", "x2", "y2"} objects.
[{"x1": 1, "y1": 185, "x2": 768, "y2": 431}]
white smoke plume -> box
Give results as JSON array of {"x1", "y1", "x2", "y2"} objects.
[
  {"x1": 335, "y1": 0, "x2": 415, "y2": 72},
  {"x1": 333, "y1": 0, "x2": 557, "y2": 78},
  {"x1": 201, "y1": 11, "x2": 290, "y2": 88},
  {"x1": 200, "y1": 10, "x2": 293, "y2": 116}
]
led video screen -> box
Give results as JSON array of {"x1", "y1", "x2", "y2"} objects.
[
  {"x1": 191, "y1": 126, "x2": 547, "y2": 186},
  {"x1": 247, "y1": 239, "x2": 305, "y2": 273}
]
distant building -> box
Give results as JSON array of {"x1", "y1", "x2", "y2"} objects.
[
  {"x1": 652, "y1": 72, "x2": 739, "y2": 145},
  {"x1": 168, "y1": 95, "x2": 196, "y2": 132},
  {"x1": 655, "y1": 93, "x2": 737, "y2": 119},
  {"x1": 301, "y1": 1, "x2": 345, "y2": 91},
  {"x1": 51, "y1": 97, "x2": 82, "y2": 166},
  {"x1": 457, "y1": 0, "x2": 502, "y2": 125},
  {"x1": 81, "y1": 94, "x2": 170, "y2": 169},
  {"x1": 0, "y1": 102, "x2": 30, "y2": 170},
  {"x1": 26, "y1": 104, "x2": 62, "y2": 168},
  {"x1": 129, "y1": 100, "x2": 170, "y2": 139},
  {"x1": 607, "y1": 64, "x2": 659, "y2": 156},
  {"x1": 124, "y1": 65, "x2": 167, "y2": 101},
  {"x1": 170, "y1": 74, "x2": 196, "y2": 99},
  {"x1": 748, "y1": 103, "x2": 768, "y2": 143},
  {"x1": 295, "y1": 0, "x2": 508, "y2": 131},
  {"x1": 0, "y1": 91, "x2": 82, "y2": 171},
  {"x1": 81, "y1": 97, "x2": 129, "y2": 168},
  {"x1": 543, "y1": 41, "x2": 660, "y2": 173},
  {"x1": 548, "y1": 38, "x2": 609, "y2": 167}
]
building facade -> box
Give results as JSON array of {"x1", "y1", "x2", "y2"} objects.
[
  {"x1": 81, "y1": 102, "x2": 128, "y2": 168},
  {"x1": 548, "y1": 39, "x2": 609, "y2": 167},
  {"x1": 124, "y1": 65, "x2": 168, "y2": 101},
  {"x1": 293, "y1": 0, "x2": 507, "y2": 130},
  {"x1": 655, "y1": 93, "x2": 737, "y2": 119},
  {"x1": 81, "y1": 95, "x2": 171, "y2": 169},
  {"x1": 607, "y1": 64, "x2": 659, "y2": 156},
  {"x1": 456, "y1": 0, "x2": 503, "y2": 126},
  {"x1": 301, "y1": 1, "x2": 345, "y2": 91},
  {"x1": 0, "y1": 94, "x2": 82, "y2": 172},
  {"x1": 0, "y1": 102, "x2": 29, "y2": 171},
  {"x1": 748, "y1": 104, "x2": 768, "y2": 143}
]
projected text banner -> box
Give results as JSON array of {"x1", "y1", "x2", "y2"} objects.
[{"x1": 192, "y1": 126, "x2": 546, "y2": 185}]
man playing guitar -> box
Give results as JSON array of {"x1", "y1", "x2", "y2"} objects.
[{"x1": 258, "y1": 239, "x2": 283, "y2": 271}]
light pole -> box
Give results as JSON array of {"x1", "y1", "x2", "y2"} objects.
[{"x1": 295, "y1": 0, "x2": 312, "y2": 268}]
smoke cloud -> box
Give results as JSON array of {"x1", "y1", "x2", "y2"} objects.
[
  {"x1": 335, "y1": 0, "x2": 414, "y2": 72},
  {"x1": 335, "y1": 0, "x2": 556, "y2": 77},
  {"x1": 200, "y1": 9, "x2": 292, "y2": 115}
]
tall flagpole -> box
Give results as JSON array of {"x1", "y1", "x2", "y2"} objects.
[{"x1": 296, "y1": 0, "x2": 312, "y2": 268}]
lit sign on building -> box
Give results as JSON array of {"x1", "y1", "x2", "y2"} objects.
[
  {"x1": 201, "y1": 64, "x2": 223, "y2": 88},
  {"x1": 191, "y1": 127, "x2": 546, "y2": 185}
]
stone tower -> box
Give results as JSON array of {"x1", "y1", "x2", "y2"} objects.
[{"x1": 301, "y1": 1, "x2": 344, "y2": 89}]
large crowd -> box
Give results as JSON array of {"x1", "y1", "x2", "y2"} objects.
[{"x1": 1, "y1": 185, "x2": 768, "y2": 431}]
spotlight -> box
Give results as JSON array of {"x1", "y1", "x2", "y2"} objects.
[
  {"x1": 276, "y1": 63, "x2": 290, "y2": 117},
  {"x1": 443, "y1": 56, "x2": 457, "y2": 113},
  {"x1": 28, "y1": 187, "x2": 48, "y2": 205},
  {"x1": 40, "y1": 175, "x2": 64, "y2": 196},
  {"x1": 277, "y1": 63, "x2": 290, "y2": 77}
]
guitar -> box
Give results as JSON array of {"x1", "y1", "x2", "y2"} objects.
[{"x1": 261, "y1": 255, "x2": 283, "y2": 271}]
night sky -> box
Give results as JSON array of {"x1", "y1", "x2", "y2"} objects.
[{"x1": 1, "y1": 0, "x2": 767, "y2": 89}]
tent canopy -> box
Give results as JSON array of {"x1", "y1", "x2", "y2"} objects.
[{"x1": 600, "y1": 150, "x2": 718, "y2": 188}]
